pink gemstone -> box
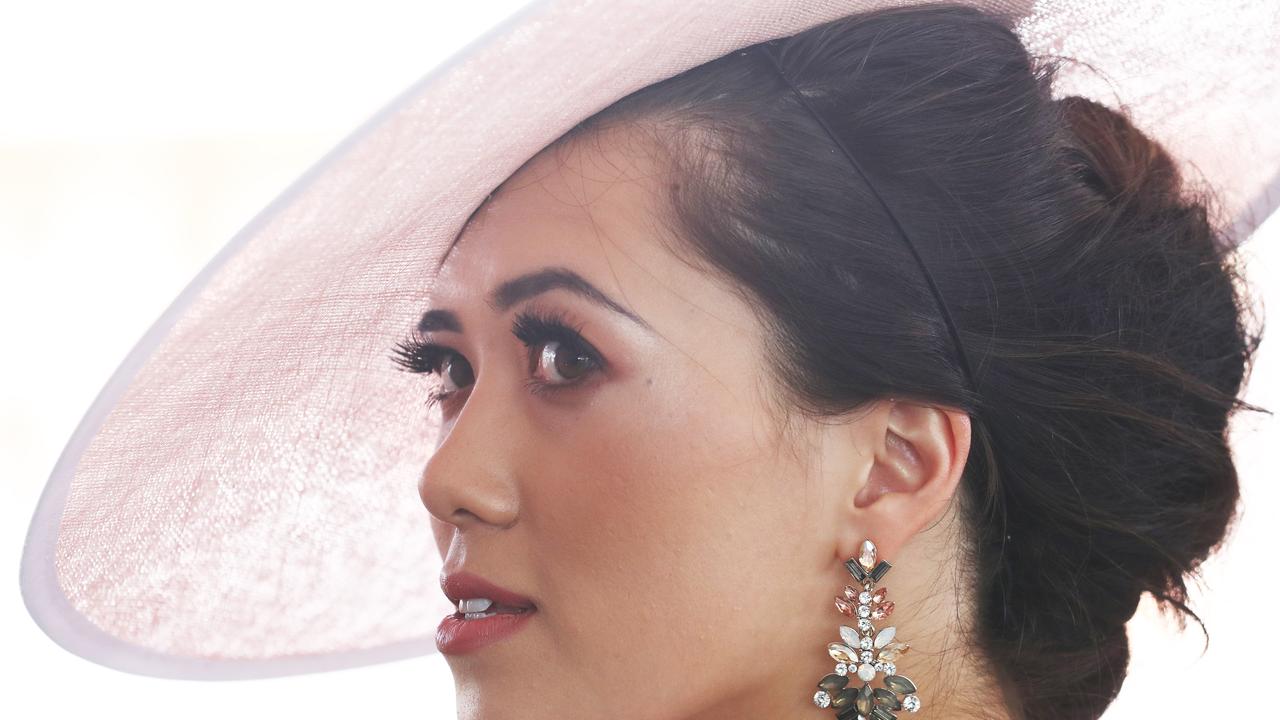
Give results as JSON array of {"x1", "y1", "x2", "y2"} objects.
[
  {"x1": 834, "y1": 597, "x2": 855, "y2": 617},
  {"x1": 871, "y1": 601, "x2": 895, "y2": 620},
  {"x1": 872, "y1": 587, "x2": 888, "y2": 604},
  {"x1": 858, "y1": 540, "x2": 878, "y2": 571},
  {"x1": 843, "y1": 585, "x2": 860, "y2": 602}
]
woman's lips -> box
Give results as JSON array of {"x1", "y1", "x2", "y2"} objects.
[
  {"x1": 437, "y1": 569, "x2": 538, "y2": 654},
  {"x1": 436, "y1": 607, "x2": 537, "y2": 654}
]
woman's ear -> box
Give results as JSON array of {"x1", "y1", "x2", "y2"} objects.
[{"x1": 843, "y1": 398, "x2": 971, "y2": 561}]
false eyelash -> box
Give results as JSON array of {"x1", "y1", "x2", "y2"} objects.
[
  {"x1": 389, "y1": 305, "x2": 606, "y2": 410},
  {"x1": 388, "y1": 330, "x2": 456, "y2": 409}
]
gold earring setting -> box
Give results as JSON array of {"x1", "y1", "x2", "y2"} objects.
[{"x1": 812, "y1": 539, "x2": 921, "y2": 718}]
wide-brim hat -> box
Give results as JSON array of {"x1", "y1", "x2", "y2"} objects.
[{"x1": 20, "y1": 0, "x2": 1280, "y2": 680}]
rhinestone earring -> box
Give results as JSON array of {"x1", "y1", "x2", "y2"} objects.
[{"x1": 812, "y1": 538, "x2": 921, "y2": 718}]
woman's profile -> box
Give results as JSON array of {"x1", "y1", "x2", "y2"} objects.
[
  {"x1": 19, "y1": 2, "x2": 1276, "y2": 720},
  {"x1": 400, "y1": 5, "x2": 1263, "y2": 719}
]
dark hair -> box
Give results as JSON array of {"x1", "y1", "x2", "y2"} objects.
[{"x1": 476, "y1": 3, "x2": 1267, "y2": 718}]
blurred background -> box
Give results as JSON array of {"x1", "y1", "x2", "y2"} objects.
[{"x1": 2, "y1": 1, "x2": 1275, "y2": 717}]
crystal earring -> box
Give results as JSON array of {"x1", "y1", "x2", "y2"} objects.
[{"x1": 812, "y1": 538, "x2": 921, "y2": 718}]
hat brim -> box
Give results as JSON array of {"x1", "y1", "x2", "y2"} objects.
[{"x1": 20, "y1": 0, "x2": 1280, "y2": 680}]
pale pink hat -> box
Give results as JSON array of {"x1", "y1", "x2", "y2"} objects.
[{"x1": 20, "y1": 0, "x2": 1280, "y2": 680}]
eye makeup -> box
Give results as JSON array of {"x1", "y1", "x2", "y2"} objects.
[{"x1": 390, "y1": 305, "x2": 608, "y2": 410}]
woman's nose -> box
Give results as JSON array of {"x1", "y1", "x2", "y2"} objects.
[{"x1": 418, "y1": 376, "x2": 521, "y2": 532}]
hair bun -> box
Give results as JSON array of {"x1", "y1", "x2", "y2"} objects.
[{"x1": 1057, "y1": 95, "x2": 1184, "y2": 220}]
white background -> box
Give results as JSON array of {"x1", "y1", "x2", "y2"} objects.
[{"x1": 2, "y1": 1, "x2": 1276, "y2": 717}]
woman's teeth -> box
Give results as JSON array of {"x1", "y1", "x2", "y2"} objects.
[
  {"x1": 458, "y1": 598, "x2": 494, "y2": 613},
  {"x1": 456, "y1": 597, "x2": 532, "y2": 619}
]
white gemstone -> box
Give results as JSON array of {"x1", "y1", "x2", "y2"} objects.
[
  {"x1": 859, "y1": 636, "x2": 874, "y2": 650},
  {"x1": 902, "y1": 694, "x2": 921, "y2": 712},
  {"x1": 839, "y1": 625, "x2": 860, "y2": 647},
  {"x1": 884, "y1": 662, "x2": 897, "y2": 676},
  {"x1": 858, "y1": 618, "x2": 873, "y2": 632},
  {"x1": 813, "y1": 690, "x2": 831, "y2": 708},
  {"x1": 857, "y1": 663, "x2": 876, "y2": 681},
  {"x1": 860, "y1": 650, "x2": 874, "y2": 663},
  {"x1": 858, "y1": 590, "x2": 872, "y2": 604},
  {"x1": 873, "y1": 661, "x2": 885, "y2": 672},
  {"x1": 874, "y1": 626, "x2": 896, "y2": 648},
  {"x1": 857, "y1": 604, "x2": 872, "y2": 618},
  {"x1": 834, "y1": 662, "x2": 848, "y2": 676}
]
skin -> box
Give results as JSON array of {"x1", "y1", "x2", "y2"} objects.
[{"x1": 418, "y1": 123, "x2": 1007, "y2": 720}]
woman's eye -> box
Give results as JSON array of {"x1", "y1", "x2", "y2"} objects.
[
  {"x1": 437, "y1": 352, "x2": 475, "y2": 395},
  {"x1": 512, "y1": 306, "x2": 606, "y2": 398},
  {"x1": 533, "y1": 339, "x2": 598, "y2": 385}
]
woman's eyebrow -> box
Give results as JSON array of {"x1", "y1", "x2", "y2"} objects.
[{"x1": 417, "y1": 266, "x2": 652, "y2": 333}]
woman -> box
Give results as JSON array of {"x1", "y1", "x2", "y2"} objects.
[
  {"x1": 20, "y1": 2, "x2": 1272, "y2": 720},
  {"x1": 394, "y1": 4, "x2": 1261, "y2": 719}
]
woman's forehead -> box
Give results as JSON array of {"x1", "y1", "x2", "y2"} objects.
[
  {"x1": 429, "y1": 129, "x2": 676, "y2": 303},
  {"x1": 423, "y1": 129, "x2": 764, "y2": 359}
]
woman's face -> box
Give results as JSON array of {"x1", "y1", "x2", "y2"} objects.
[{"x1": 418, "y1": 125, "x2": 891, "y2": 719}]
